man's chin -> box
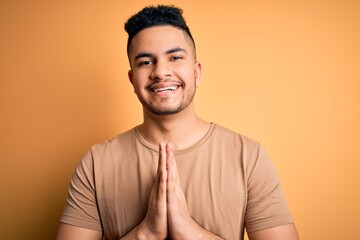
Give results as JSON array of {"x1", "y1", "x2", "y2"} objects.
[
  {"x1": 149, "y1": 108, "x2": 182, "y2": 116},
  {"x1": 145, "y1": 105, "x2": 183, "y2": 116}
]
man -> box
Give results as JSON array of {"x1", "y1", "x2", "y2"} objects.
[{"x1": 56, "y1": 5, "x2": 299, "y2": 240}]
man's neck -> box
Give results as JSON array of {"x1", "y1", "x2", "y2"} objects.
[{"x1": 138, "y1": 108, "x2": 210, "y2": 151}]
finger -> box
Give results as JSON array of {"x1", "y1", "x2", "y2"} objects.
[
  {"x1": 166, "y1": 143, "x2": 175, "y2": 183},
  {"x1": 167, "y1": 143, "x2": 181, "y2": 185},
  {"x1": 157, "y1": 142, "x2": 167, "y2": 193},
  {"x1": 152, "y1": 143, "x2": 162, "y2": 190},
  {"x1": 171, "y1": 150, "x2": 179, "y2": 183}
]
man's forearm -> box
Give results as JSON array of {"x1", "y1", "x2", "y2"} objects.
[
  {"x1": 120, "y1": 223, "x2": 225, "y2": 240},
  {"x1": 193, "y1": 222, "x2": 225, "y2": 240},
  {"x1": 171, "y1": 217, "x2": 225, "y2": 240},
  {"x1": 120, "y1": 223, "x2": 163, "y2": 240},
  {"x1": 198, "y1": 231, "x2": 225, "y2": 240}
]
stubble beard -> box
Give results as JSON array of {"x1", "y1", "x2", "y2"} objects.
[{"x1": 139, "y1": 84, "x2": 196, "y2": 116}]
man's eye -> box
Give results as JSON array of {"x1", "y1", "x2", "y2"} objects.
[
  {"x1": 139, "y1": 60, "x2": 153, "y2": 66},
  {"x1": 171, "y1": 56, "x2": 183, "y2": 61}
]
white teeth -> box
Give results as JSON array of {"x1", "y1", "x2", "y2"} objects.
[{"x1": 153, "y1": 86, "x2": 177, "y2": 93}]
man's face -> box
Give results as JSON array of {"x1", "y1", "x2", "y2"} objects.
[{"x1": 128, "y1": 25, "x2": 201, "y2": 116}]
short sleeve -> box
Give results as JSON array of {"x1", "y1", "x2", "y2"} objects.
[
  {"x1": 245, "y1": 145, "x2": 293, "y2": 232},
  {"x1": 60, "y1": 150, "x2": 102, "y2": 232}
]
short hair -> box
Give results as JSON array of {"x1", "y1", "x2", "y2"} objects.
[{"x1": 124, "y1": 5, "x2": 196, "y2": 55}]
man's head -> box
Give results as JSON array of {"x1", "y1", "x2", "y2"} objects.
[
  {"x1": 124, "y1": 5, "x2": 196, "y2": 60},
  {"x1": 124, "y1": 5, "x2": 201, "y2": 117}
]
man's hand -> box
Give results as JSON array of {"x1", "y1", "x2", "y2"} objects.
[
  {"x1": 123, "y1": 143, "x2": 168, "y2": 240},
  {"x1": 166, "y1": 143, "x2": 195, "y2": 239},
  {"x1": 141, "y1": 143, "x2": 168, "y2": 239},
  {"x1": 165, "y1": 143, "x2": 224, "y2": 240},
  {"x1": 123, "y1": 142, "x2": 223, "y2": 240}
]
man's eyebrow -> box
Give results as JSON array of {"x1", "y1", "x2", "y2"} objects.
[
  {"x1": 166, "y1": 47, "x2": 188, "y2": 55},
  {"x1": 134, "y1": 47, "x2": 188, "y2": 60},
  {"x1": 134, "y1": 52, "x2": 153, "y2": 60}
]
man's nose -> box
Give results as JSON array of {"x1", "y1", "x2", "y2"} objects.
[{"x1": 150, "y1": 60, "x2": 171, "y2": 80}]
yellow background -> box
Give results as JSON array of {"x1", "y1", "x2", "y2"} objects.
[{"x1": 1, "y1": 1, "x2": 359, "y2": 239}]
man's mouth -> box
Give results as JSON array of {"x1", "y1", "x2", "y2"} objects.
[
  {"x1": 152, "y1": 86, "x2": 178, "y2": 93},
  {"x1": 148, "y1": 84, "x2": 181, "y2": 93}
]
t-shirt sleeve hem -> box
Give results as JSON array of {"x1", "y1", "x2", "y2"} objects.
[
  {"x1": 60, "y1": 215, "x2": 103, "y2": 233},
  {"x1": 245, "y1": 216, "x2": 294, "y2": 233}
]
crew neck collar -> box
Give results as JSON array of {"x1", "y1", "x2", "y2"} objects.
[{"x1": 134, "y1": 123, "x2": 215, "y2": 155}]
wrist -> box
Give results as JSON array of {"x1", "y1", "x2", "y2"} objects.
[
  {"x1": 187, "y1": 218, "x2": 224, "y2": 240},
  {"x1": 134, "y1": 221, "x2": 164, "y2": 240}
]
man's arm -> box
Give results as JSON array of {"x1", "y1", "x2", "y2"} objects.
[
  {"x1": 247, "y1": 223, "x2": 299, "y2": 240},
  {"x1": 55, "y1": 223, "x2": 102, "y2": 240}
]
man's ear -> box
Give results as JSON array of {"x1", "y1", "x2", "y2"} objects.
[
  {"x1": 194, "y1": 61, "x2": 202, "y2": 87},
  {"x1": 128, "y1": 70, "x2": 134, "y2": 85}
]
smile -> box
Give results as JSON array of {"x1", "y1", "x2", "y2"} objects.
[
  {"x1": 152, "y1": 86, "x2": 178, "y2": 93},
  {"x1": 148, "y1": 83, "x2": 181, "y2": 93}
]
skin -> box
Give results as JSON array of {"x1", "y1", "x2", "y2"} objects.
[{"x1": 55, "y1": 25, "x2": 300, "y2": 239}]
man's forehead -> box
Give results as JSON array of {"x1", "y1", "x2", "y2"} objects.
[
  {"x1": 134, "y1": 25, "x2": 186, "y2": 39},
  {"x1": 129, "y1": 25, "x2": 194, "y2": 56}
]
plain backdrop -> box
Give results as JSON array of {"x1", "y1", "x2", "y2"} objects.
[{"x1": 1, "y1": 0, "x2": 359, "y2": 239}]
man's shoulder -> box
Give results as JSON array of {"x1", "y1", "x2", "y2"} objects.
[
  {"x1": 89, "y1": 127, "x2": 137, "y2": 153},
  {"x1": 212, "y1": 123, "x2": 261, "y2": 148}
]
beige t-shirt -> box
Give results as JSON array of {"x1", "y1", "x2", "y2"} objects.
[{"x1": 60, "y1": 123, "x2": 293, "y2": 239}]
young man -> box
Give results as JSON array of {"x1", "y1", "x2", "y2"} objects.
[{"x1": 56, "y1": 5, "x2": 299, "y2": 240}]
